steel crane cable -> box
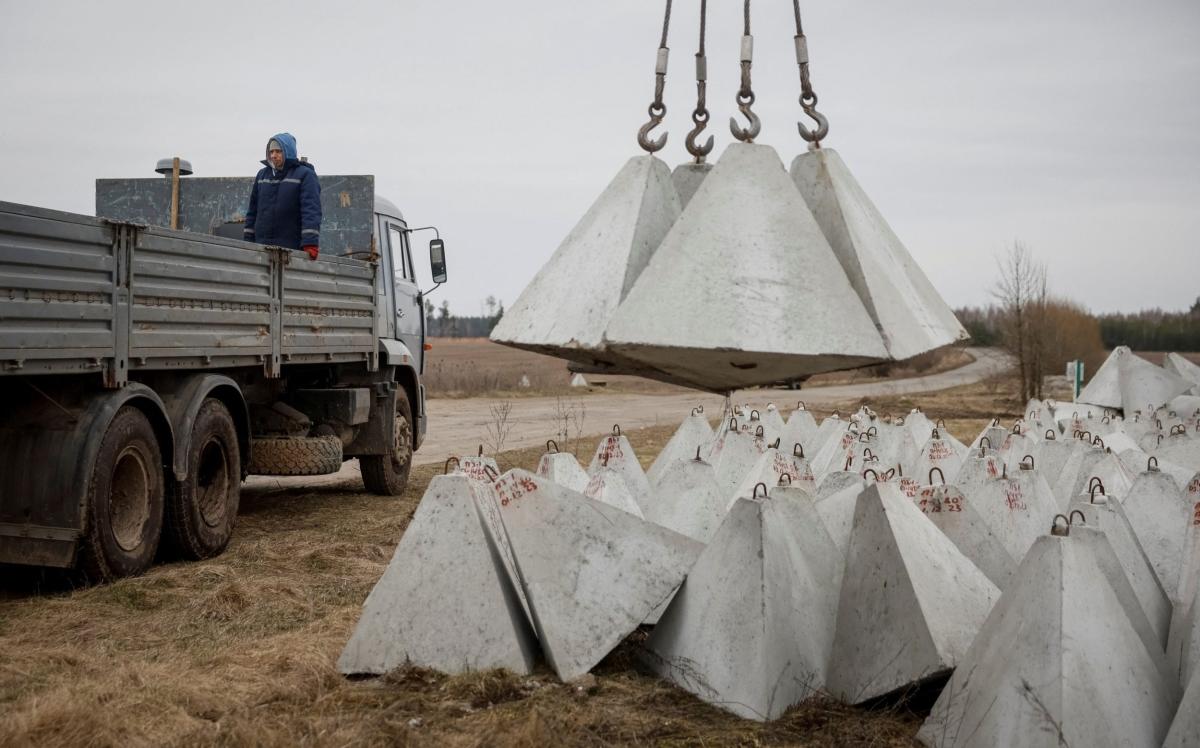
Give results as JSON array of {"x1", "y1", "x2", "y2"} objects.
[
  {"x1": 792, "y1": 0, "x2": 830, "y2": 145},
  {"x1": 685, "y1": 0, "x2": 714, "y2": 162},
  {"x1": 729, "y1": 0, "x2": 761, "y2": 143},
  {"x1": 637, "y1": 0, "x2": 674, "y2": 153}
]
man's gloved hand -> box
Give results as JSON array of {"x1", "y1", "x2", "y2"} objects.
[{"x1": 303, "y1": 245, "x2": 319, "y2": 260}]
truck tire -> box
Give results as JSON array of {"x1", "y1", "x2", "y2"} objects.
[
  {"x1": 79, "y1": 406, "x2": 165, "y2": 582},
  {"x1": 360, "y1": 394, "x2": 413, "y2": 496},
  {"x1": 166, "y1": 399, "x2": 240, "y2": 560},
  {"x1": 247, "y1": 435, "x2": 343, "y2": 476}
]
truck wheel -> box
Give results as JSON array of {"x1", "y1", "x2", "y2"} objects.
[
  {"x1": 166, "y1": 399, "x2": 240, "y2": 560},
  {"x1": 247, "y1": 435, "x2": 343, "y2": 476},
  {"x1": 360, "y1": 394, "x2": 413, "y2": 496},
  {"x1": 80, "y1": 406, "x2": 165, "y2": 582}
]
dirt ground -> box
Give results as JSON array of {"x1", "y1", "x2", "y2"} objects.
[{"x1": 0, "y1": 372, "x2": 1052, "y2": 748}]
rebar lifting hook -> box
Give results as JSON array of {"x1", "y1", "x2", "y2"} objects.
[
  {"x1": 797, "y1": 94, "x2": 829, "y2": 144},
  {"x1": 686, "y1": 111, "x2": 713, "y2": 160}
]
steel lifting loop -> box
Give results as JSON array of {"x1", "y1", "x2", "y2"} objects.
[
  {"x1": 844, "y1": 456, "x2": 853, "y2": 471},
  {"x1": 612, "y1": 424, "x2": 622, "y2": 437},
  {"x1": 862, "y1": 468, "x2": 879, "y2": 481},
  {"x1": 546, "y1": 439, "x2": 559, "y2": 453},
  {"x1": 755, "y1": 425, "x2": 765, "y2": 438},
  {"x1": 796, "y1": 401, "x2": 806, "y2": 410},
  {"x1": 728, "y1": 417, "x2": 739, "y2": 431},
  {"x1": 979, "y1": 436, "x2": 992, "y2": 450},
  {"x1": 444, "y1": 456, "x2": 461, "y2": 474},
  {"x1": 691, "y1": 406, "x2": 703, "y2": 416},
  {"x1": 936, "y1": 419, "x2": 946, "y2": 428},
  {"x1": 778, "y1": 473, "x2": 792, "y2": 486},
  {"x1": 1020, "y1": 455, "x2": 1035, "y2": 471},
  {"x1": 1092, "y1": 436, "x2": 1106, "y2": 449},
  {"x1": 1012, "y1": 422, "x2": 1023, "y2": 435},
  {"x1": 931, "y1": 427, "x2": 941, "y2": 440},
  {"x1": 1087, "y1": 476, "x2": 1103, "y2": 492},
  {"x1": 1147, "y1": 456, "x2": 1159, "y2": 471},
  {"x1": 753, "y1": 482, "x2": 769, "y2": 499},
  {"x1": 1089, "y1": 481, "x2": 1107, "y2": 503},
  {"x1": 883, "y1": 467, "x2": 897, "y2": 480},
  {"x1": 750, "y1": 409, "x2": 761, "y2": 421},
  {"x1": 863, "y1": 447, "x2": 876, "y2": 461},
  {"x1": 793, "y1": 443, "x2": 805, "y2": 458},
  {"x1": 637, "y1": 0, "x2": 673, "y2": 154},
  {"x1": 483, "y1": 465, "x2": 499, "y2": 481},
  {"x1": 1069, "y1": 510, "x2": 1086, "y2": 526},
  {"x1": 929, "y1": 466, "x2": 946, "y2": 485},
  {"x1": 1045, "y1": 429, "x2": 1057, "y2": 440},
  {"x1": 867, "y1": 426, "x2": 878, "y2": 437},
  {"x1": 770, "y1": 437, "x2": 781, "y2": 449},
  {"x1": 1051, "y1": 514, "x2": 1071, "y2": 537}
]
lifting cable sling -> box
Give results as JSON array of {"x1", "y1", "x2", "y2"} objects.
[
  {"x1": 637, "y1": 0, "x2": 674, "y2": 153},
  {"x1": 685, "y1": 0, "x2": 714, "y2": 162},
  {"x1": 791, "y1": 0, "x2": 829, "y2": 145}
]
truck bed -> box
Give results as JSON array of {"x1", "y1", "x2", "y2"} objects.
[{"x1": 0, "y1": 201, "x2": 378, "y2": 385}]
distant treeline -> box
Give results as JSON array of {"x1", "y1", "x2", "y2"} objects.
[
  {"x1": 424, "y1": 297, "x2": 503, "y2": 338},
  {"x1": 956, "y1": 299, "x2": 1200, "y2": 352}
]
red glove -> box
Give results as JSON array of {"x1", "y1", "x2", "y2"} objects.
[{"x1": 303, "y1": 245, "x2": 319, "y2": 260}]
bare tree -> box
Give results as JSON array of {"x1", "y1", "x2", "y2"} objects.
[{"x1": 992, "y1": 242, "x2": 1048, "y2": 402}]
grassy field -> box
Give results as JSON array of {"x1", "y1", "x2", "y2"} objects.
[
  {"x1": 0, "y1": 375, "x2": 1046, "y2": 747},
  {"x1": 423, "y1": 338, "x2": 974, "y2": 398}
]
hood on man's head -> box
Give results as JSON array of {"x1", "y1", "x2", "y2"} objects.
[{"x1": 263, "y1": 132, "x2": 299, "y2": 164}]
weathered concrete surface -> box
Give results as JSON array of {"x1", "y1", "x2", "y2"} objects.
[
  {"x1": 732, "y1": 448, "x2": 815, "y2": 508},
  {"x1": 782, "y1": 405, "x2": 819, "y2": 453},
  {"x1": 709, "y1": 425, "x2": 766, "y2": 496},
  {"x1": 972, "y1": 465, "x2": 1058, "y2": 566},
  {"x1": 646, "y1": 492, "x2": 841, "y2": 721},
  {"x1": 912, "y1": 483, "x2": 1017, "y2": 588},
  {"x1": 670, "y1": 162, "x2": 713, "y2": 209},
  {"x1": 789, "y1": 148, "x2": 968, "y2": 361},
  {"x1": 456, "y1": 454, "x2": 500, "y2": 483},
  {"x1": 642, "y1": 455, "x2": 728, "y2": 543},
  {"x1": 1158, "y1": 432, "x2": 1200, "y2": 472},
  {"x1": 338, "y1": 475, "x2": 538, "y2": 676},
  {"x1": 490, "y1": 155, "x2": 680, "y2": 370},
  {"x1": 534, "y1": 451, "x2": 590, "y2": 494},
  {"x1": 493, "y1": 469, "x2": 702, "y2": 681},
  {"x1": 583, "y1": 468, "x2": 644, "y2": 518},
  {"x1": 812, "y1": 471, "x2": 866, "y2": 556},
  {"x1": 917, "y1": 532, "x2": 1179, "y2": 748},
  {"x1": 587, "y1": 431, "x2": 651, "y2": 510},
  {"x1": 911, "y1": 431, "x2": 966, "y2": 487},
  {"x1": 1071, "y1": 492, "x2": 1172, "y2": 648},
  {"x1": 828, "y1": 483, "x2": 999, "y2": 704},
  {"x1": 1123, "y1": 467, "x2": 1189, "y2": 601},
  {"x1": 1163, "y1": 669, "x2": 1200, "y2": 748},
  {"x1": 605, "y1": 143, "x2": 888, "y2": 392},
  {"x1": 1166, "y1": 352, "x2": 1200, "y2": 395},
  {"x1": 1078, "y1": 346, "x2": 1193, "y2": 414},
  {"x1": 1053, "y1": 446, "x2": 1135, "y2": 509},
  {"x1": 647, "y1": 410, "x2": 713, "y2": 489}
]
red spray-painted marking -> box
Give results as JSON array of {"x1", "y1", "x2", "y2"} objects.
[
  {"x1": 987, "y1": 460, "x2": 999, "y2": 477},
  {"x1": 1004, "y1": 481, "x2": 1027, "y2": 512},
  {"x1": 1192, "y1": 502, "x2": 1200, "y2": 527},
  {"x1": 596, "y1": 436, "x2": 625, "y2": 465},
  {"x1": 496, "y1": 473, "x2": 540, "y2": 508},
  {"x1": 900, "y1": 477, "x2": 919, "y2": 497},
  {"x1": 928, "y1": 441, "x2": 953, "y2": 460},
  {"x1": 1189, "y1": 478, "x2": 1200, "y2": 497}
]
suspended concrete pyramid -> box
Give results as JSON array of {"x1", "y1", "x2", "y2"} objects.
[
  {"x1": 671, "y1": 162, "x2": 713, "y2": 209},
  {"x1": 645, "y1": 491, "x2": 842, "y2": 721},
  {"x1": 491, "y1": 469, "x2": 702, "y2": 681},
  {"x1": 916, "y1": 529, "x2": 1179, "y2": 748},
  {"x1": 828, "y1": 482, "x2": 999, "y2": 703},
  {"x1": 490, "y1": 155, "x2": 681, "y2": 372},
  {"x1": 339, "y1": 474, "x2": 539, "y2": 676},
  {"x1": 788, "y1": 148, "x2": 968, "y2": 361},
  {"x1": 604, "y1": 143, "x2": 888, "y2": 392},
  {"x1": 1077, "y1": 345, "x2": 1192, "y2": 414}
]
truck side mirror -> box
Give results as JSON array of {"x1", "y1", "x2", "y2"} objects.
[{"x1": 429, "y1": 239, "x2": 447, "y2": 284}]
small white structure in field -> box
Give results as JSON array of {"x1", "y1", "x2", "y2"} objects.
[
  {"x1": 603, "y1": 143, "x2": 888, "y2": 391},
  {"x1": 789, "y1": 148, "x2": 968, "y2": 361},
  {"x1": 646, "y1": 407, "x2": 713, "y2": 489},
  {"x1": 339, "y1": 475, "x2": 538, "y2": 676},
  {"x1": 518, "y1": 374, "x2": 531, "y2": 389},
  {"x1": 828, "y1": 483, "x2": 999, "y2": 704},
  {"x1": 534, "y1": 444, "x2": 590, "y2": 494},
  {"x1": 917, "y1": 528, "x2": 1179, "y2": 748},
  {"x1": 569, "y1": 372, "x2": 588, "y2": 388},
  {"x1": 646, "y1": 488, "x2": 841, "y2": 721},
  {"x1": 587, "y1": 426, "x2": 651, "y2": 511},
  {"x1": 492, "y1": 469, "x2": 702, "y2": 681},
  {"x1": 1077, "y1": 345, "x2": 1192, "y2": 414},
  {"x1": 642, "y1": 453, "x2": 728, "y2": 544},
  {"x1": 490, "y1": 155, "x2": 680, "y2": 371}
]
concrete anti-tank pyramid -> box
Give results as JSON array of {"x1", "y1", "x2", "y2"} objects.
[
  {"x1": 490, "y1": 155, "x2": 680, "y2": 371},
  {"x1": 789, "y1": 148, "x2": 967, "y2": 361},
  {"x1": 647, "y1": 408, "x2": 713, "y2": 489},
  {"x1": 492, "y1": 469, "x2": 702, "y2": 681},
  {"x1": 583, "y1": 467, "x2": 645, "y2": 518},
  {"x1": 971, "y1": 464, "x2": 1058, "y2": 565},
  {"x1": 587, "y1": 429, "x2": 651, "y2": 511},
  {"x1": 604, "y1": 143, "x2": 888, "y2": 392},
  {"x1": 642, "y1": 453, "x2": 728, "y2": 543},
  {"x1": 1078, "y1": 346, "x2": 1192, "y2": 413},
  {"x1": 828, "y1": 483, "x2": 999, "y2": 703},
  {"x1": 339, "y1": 474, "x2": 538, "y2": 676},
  {"x1": 1166, "y1": 352, "x2": 1200, "y2": 395},
  {"x1": 912, "y1": 481, "x2": 1017, "y2": 589},
  {"x1": 645, "y1": 490, "x2": 841, "y2": 721},
  {"x1": 1163, "y1": 670, "x2": 1200, "y2": 748},
  {"x1": 534, "y1": 449, "x2": 590, "y2": 494},
  {"x1": 1122, "y1": 466, "x2": 1190, "y2": 601},
  {"x1": 916, "y1": 531, "x2": 1179, "y2": 748},
  {"x1": 671, "y1": 162, "x2": 712, "y2": 209}
]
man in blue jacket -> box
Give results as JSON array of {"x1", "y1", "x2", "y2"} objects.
[{"x1": 244, "y1": 132, "x2": 322, "y2": 259}]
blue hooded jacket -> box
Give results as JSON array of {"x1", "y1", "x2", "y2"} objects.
[{"x1": 244, "y1": 132, "x2": 321, "y2": 250}]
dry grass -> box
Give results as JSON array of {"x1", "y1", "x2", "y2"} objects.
[{"x1": 0, "y1": 377, "x2": 1038, "y2": 747}]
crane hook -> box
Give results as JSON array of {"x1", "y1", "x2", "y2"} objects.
[
  {"x1": 797, "y1": 93, "x2": 829, "y2": 145},
  {"x1": 729, "y1": 92, "x2": 760, "y2": 143},
  {"x1": 637, "y1": 103, "x2": 668, "y2": 153},
  {"x1": 686, "y1": 109, "x2": 714, "y2": 161}
]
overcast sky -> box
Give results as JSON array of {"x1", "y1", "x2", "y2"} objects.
[{"x1": 1, "y1": 1, "x2": 1197, "y2": 316}]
